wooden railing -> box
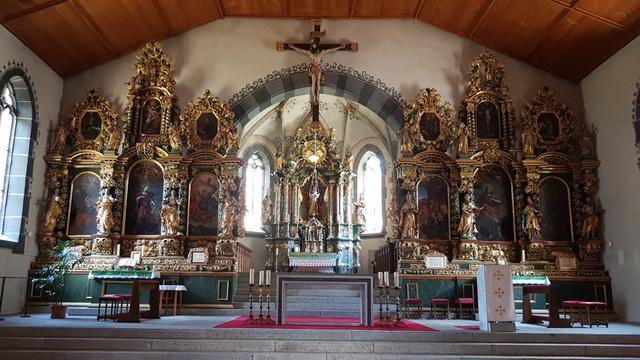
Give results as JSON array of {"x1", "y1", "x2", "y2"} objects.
[
  {"x1": 235, "y1": 242, "x2": 252, "y2": 273},
  {"x1": 373, "y1": 242, "x2": 398, "y2": 274}
]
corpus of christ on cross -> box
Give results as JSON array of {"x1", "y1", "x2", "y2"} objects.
[{"x1": 277, "y1": 20, "x2": 358, "y2": 122}]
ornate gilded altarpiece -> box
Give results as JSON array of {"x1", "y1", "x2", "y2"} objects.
[
  {"x1": 35, "y1": 42, "x2": 244, "y2": 274},
  {"x1": 392, "y1": 52, "x2": 607, "y2": 281}
]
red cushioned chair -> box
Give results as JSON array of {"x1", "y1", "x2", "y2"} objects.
[
  {"x1": 97, "y1": 294, "x2": 125, "y2": 321},
  {"x1": 562, "y1": 300, "x2": 582, "y2": 325},
  {"x1": 456, "y1": 297, "x2": 476, "y2": 320},
  {"x1": 578, "y1": 301, "x2": 608, "y2": 328},
  {"x1": 430, "y1": 298, "x2": 450, "y2": 319}
]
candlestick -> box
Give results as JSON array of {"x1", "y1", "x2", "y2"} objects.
[
  {"x1": 259, "y1": 270, "x2": 264, "y2": 286},
  {"x1": 249, "y1": 268, "x2": 255, "y2": 286},
  {"x1": 384, "y1": 271, "x2": 389, "y2": 288},
  {"x1": 394, "y1": 272, "x2": 400, "y2": 288},
  {"x1": 265, "y1": 270, "x2": 271, "y2": 286},
  {"x1": 258, "y1": 285, "x2": 264, "y2": 320},
  {"x1": 116, "y1": 244, "x2": 121, "y2": 257},
  {"x1": 248, "y1": 284, "x2": 255, "y2": 322},
  {"x1": 377, "y1": 272, "x2": 383, "y2": 287},
  {"x1": 521, "y1": 249, "x2": 526, "y2": 263}
]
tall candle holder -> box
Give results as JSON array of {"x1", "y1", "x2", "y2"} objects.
[
  {"x1": 384, "y1": 284, "x2": 391, "y2": 321},
  {"x1": 393, "y1": 286, "x2": 405, "y2": 327},
  {"x1": 264, "y1": 284, "x2": 275, "y2": 324},
  {"x1": 247, "y1": 284, "x2": 255, "y2": 323},
  {"x1": 374, "y1": 285, "x2": 392, "y2": 326},
  {"x1": 258, "y1": 284, "x2": 264, "y2": 321}
]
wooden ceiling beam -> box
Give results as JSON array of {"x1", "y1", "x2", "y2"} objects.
[
  {"x1": 150, "y1": 0, "x2": 175, "y2": 37},
  {"x1": 68, "y1": 0, "x2": 116, "y2": 56},
  {"x1": 525, "y1": 0, "x2": 578, "y2": 60},
  {"x1": 414, "y1": 0, "x2": 425, "y2": 19},
  {"x1": 1, "y1": 0, "x2": 67, "y2": 23},
  {"x1": 551, "y1": 0, "x2": 638, "y2": 34},
  {"x1": 467, "y1": 0, "x2": 496, "y2": 39}
]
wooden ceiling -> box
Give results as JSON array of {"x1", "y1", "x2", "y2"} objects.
[{"x1": 2, "y1": 0, "x2": 639, "y2": 81}]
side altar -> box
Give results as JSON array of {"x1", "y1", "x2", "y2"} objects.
[{"x1": 30, "y1": 43, "x2": 249, "y2": 307}]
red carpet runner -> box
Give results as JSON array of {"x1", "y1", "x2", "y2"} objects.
[{"x1": 215, "y1": 316, "x2": 436, "y2": 331}]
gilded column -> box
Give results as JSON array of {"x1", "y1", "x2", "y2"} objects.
[{"x1": 281, "y1": 180, "x2": 290, "y2": 236}]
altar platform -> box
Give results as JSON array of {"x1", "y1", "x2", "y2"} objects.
[{"x1": 0, "y1": 314, "x2": 639, "y2": 359}]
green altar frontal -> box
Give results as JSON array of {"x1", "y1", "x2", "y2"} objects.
[{"x1": 28, "y1": 271, "x2": 237, "y2": 308}]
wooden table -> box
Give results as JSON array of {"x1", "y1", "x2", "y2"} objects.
[
  {"x1": 521, "y1": 284, "x2": 571, "y2": 328},
  {"x1": 117, "y1": 280, "x2": 160, "y2": 323},
  {"x1": 159, "y1": 284, "x2": 187, "y2": 316}
]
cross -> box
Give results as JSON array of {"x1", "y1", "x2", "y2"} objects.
[
  {"x1": 495, "y1": 305, "x2": 506, "y2": 317},
  {"x1": 278, "y1": 20, "x2": 358, "y2": 121},
  {"x1": 493, "y1": 270, "x2": 504, "y2": 281},
  {"x1": 494, "y1": 287, "x2": 505, "y2": 298}
]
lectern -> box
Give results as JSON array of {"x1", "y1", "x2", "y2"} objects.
[{"x1": 477, "y1": 265, "x2": 515, "y2": 332}]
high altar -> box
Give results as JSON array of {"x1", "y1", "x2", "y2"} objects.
[{"x1": 32, "y1": 43, "x2": 249, "y2": 305}]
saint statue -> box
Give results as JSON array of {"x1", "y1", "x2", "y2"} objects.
[
  {"x1": 160, "y1": 196, "x2": 179, "y2": 236},
  {"x1": 43, "y1": 194, "x2": 63, "y2": 234},
  {"x1": 308, "y1": 185, "x2": 320, "y2": 218},
  {"x1": 225, "y1": 126, "x2": 239, "y2": 155},
  {"x1": 261, "y1": 192, "x2": 272, "y2": 225},
  {"x1": 284, "y1": 42, "x2": 346, "y2": 105},
  {"x1": 168, "y1": 126, "x2": 182, "y2": 151},
  {"x1": 274, "y1": 152, "x2": 285, "y2": 172},
  {"x1": 456, "y1": 123, "x2": 469, "y2": 155},
  {"x1": 458, "y1": 192, "x2": 481, "y2": 240},
  {"x1": 522, "y1": 196, "x2": 541, "y2": 240},
  {"x1": 220, "y1": 192, "x2": 236, "y2": 237},
  {"x1": 522, "y1": 127, "x2": 536, "y2": 156},
  {"x1": 52, "y1": 126, "x2": 67, "y2": 153},
  {"x1": 95, "y1": 187, "x2": 116, "y2": 234},
  {"x1": 107, "y1": 124, "x2": 122, "y2": 151},
  {"x1": 400, "y1": 194, "x2": 418, "y2": 239},
  {"x1": 353, "y1": 193, "x2": 366, "y2": 225},
  {"x1": 581, "y1": 198, "x2": 600, "y2": 240},
  {"x1": 399, "y1": 123, "x2": 413, "y2": 156}
]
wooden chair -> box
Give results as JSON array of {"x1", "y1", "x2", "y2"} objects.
[
  {"x1": 430, "y1": 298, "x2": 450, "y2": 319},
  {"x1": 456, "y1": 297, "x2": 476, "y2": 320},
  {"x1": 402, "y1": 282, "x2": 423, "y2": 319},
  {"x1": 578, "y1": 301, "x2": 608, "y2": 328},
  {"x1": 97, "y1": 294, "x2": 125, "y2": 321}
]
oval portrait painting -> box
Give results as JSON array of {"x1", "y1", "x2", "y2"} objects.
[
  {"x1": 196, "y1": 112, "x2": 218, "y2": 141},
  {"x1": 80, "y1": 111, "x2": 102, "y2": 140}
]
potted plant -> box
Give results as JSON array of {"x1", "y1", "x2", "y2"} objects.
[{"x1": 33, "y1": 240, "x2": 80, "y2": 319}]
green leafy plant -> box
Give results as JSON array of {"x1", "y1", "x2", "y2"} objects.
[{"x1": 33, "y1": 240, "x2": 80, "y2": 306}]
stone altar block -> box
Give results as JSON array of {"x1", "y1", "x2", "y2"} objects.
[
  {"x1": 477, "y1": 265, "x2": 516, "y2": 332},
  {"x1": 276, "y1": 273, "x2": 373, "y2": 326}
]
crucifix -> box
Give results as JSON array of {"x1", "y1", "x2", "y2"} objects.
[{"x1": 278, "y1": 20, "x2": 358, "y2": 122}]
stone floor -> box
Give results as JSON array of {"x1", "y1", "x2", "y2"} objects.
[{"x1": 1, "y1": 313, "x2": 638, "y2": 334}]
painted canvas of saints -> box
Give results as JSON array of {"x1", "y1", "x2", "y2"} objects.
[
  {"x1": 417, "y1": 176, "x2": 450, "y2": 240},
  {"x1": 125, "y1": 161, "x2": 164, "y2": 235},
  {"x1": 80, "y1": 111, "x2": 102, "y2": 140},
  {"x1": 68, "y1": 173, "x2": 100, "y2": 235},
  {"x1": 537, "y1": 113, "x2": 560, "y2": 142},
  {"x1": 196, "y1": 112, "x2": 218, "y2": 141},
  {"x1": 539, "y1": 178, "x2": 573, "y2": 241},
  {"x1": 475, "y1": 101, "x2": 500, "y2": 139},
  {"x1": 419, "y1": 112, "x2": 440, "y2": 141},
  {"x1": 140, "y1": 99, "x2": 162, "y2": 135},
  {"x1": 188, "y1": 172, "x2": 219, "y2": 236},
  {"x1": 474, "y1": 166, "x2": 514, "y2": 241}
]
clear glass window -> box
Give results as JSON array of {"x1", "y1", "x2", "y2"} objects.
[
  {"x1": 244, "y1": 153, "x2": 265, "y2": 232},
  {"x1": 357, "y1": 151, "x2": 383, "y2": 234}
]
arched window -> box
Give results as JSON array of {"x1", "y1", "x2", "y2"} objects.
[
  {"x1": 0, "y1": 67, "x2": 37, "y2": 252},
  {"x1": 357, "y1": 150, "x2": 384, "y2": 234},
  {"x1": 244, "y1": 152, "x2": 267, "y2": 232}
]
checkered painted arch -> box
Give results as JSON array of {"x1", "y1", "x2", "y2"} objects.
[{"x1": 228, "y1": 63, "x2": 406, "y2": 132}]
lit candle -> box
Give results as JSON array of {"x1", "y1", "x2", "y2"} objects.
[
  {"x1": 265, "y1": 270, "x2": 271, "y2": 286},
  {"x1": 377, "y1": 272, "x2": 383, "y2": 287},
  {"x1": 116, "y1": 244, "x2": 121, "y2": 257},
  {"x1": 259, "y1": 270, "x2": 264, "y2": 286},
  {"x1": 384, "y1": 272, "x2": 389, "y2": 287},
  {"x1": 249, "y1": 268, "x2": 255, "y2": 286},
  {"x1": 275, "y1": 248, "x2": 279, "y2": 256},
  {"x1": 521, "y1": 250, "x2": 526, "y2": 263}
]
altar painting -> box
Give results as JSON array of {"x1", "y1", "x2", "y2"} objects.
[
  {"x1": 475, "y1": 101, "x2": 500, "y2": 139},
  {"x1": 474, "y1": 166, "x2": 514, "y2": 241},
  {"x1": 140, "y1": 98, "x2": 162, "y2": 135},
  {"x1": 539, "y1": 177, "x2": 573, "y2": 241},
  {"x1": 419, "y1": 112, "x2": 440, "y2": 141},
  {"x1": 80, "y1": 111, "x2": 102, "y2": 140},
  {"x1": 196, "y1": 112, "x2": 218, "y2": 141},
  {"x1": 67, "y1": 173, "x2": 100, "y2": 235},
  {"x1": 537, "y1": 112, "x2": 560, "y2": 143},
  {"x1": 417, "y1": 176, "x2": 449, "y2": 240},
  {"x1": 188, "y1": 172, "x2": 219, "y2": 236},
  {"x1": 124, "y1": 161, "x2": 163, "y2": 235}
]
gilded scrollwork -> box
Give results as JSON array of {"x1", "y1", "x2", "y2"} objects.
[
  {"x1": 521, "y1": 87, "x2": 575, "y2": 155},
  {"x1": 65, "y1": 90, "x2": 120, "y2": 152},
  {"x1": 403, "y1": 88, "x2": 458, "y2": 153},
  {"x1": 181, "y1": 89, "x2": 237, "y2": 153}
]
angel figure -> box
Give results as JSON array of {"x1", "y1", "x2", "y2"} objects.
[
  {"x1": 581, "y1": 198, "x2": 600, "y2": 240},
  {"x1": 522, "y1": 127, "x2": 536, "y2": 156},
  {"x1": 274, "y1": 152, "x2": 285, "y2": 172},
  {"x1": 522, "y1": 196, "x2": 541, "y2": 240},
  {"x1": 456, "y1": 123, "x2": 469, "y2": 155},
  {"x1": 43, "y1": 195, "x2": 63, "y2": 234},
  {"x1": 399, "y1": 123, "x2": 413, "y2": 156},
  {"x1": 107, "y1": 124, "x2": 123, "y2": 151},
  {"x1": 225, "y1": 126, "x2": 239, "y2": 155},
  {"x1": 51, "y1": 126, "x2": 67, "y2": 152},
  {"x1": 95, "y1": 188, "x2": 116, "y2": 234},
  {"x1": 353, "y1": 193, "x2": 366, "y2": 225},
  {"x1": 168, "y1": 126, "x2": 182, "y2": 151}
]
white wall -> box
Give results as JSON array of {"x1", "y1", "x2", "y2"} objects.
[
  {"x1": 581, "y1": 37, "x2": 640, "y2": 323},
  {"x1": 0, "y1": 26, "x2": 64, "y2": 314}
]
